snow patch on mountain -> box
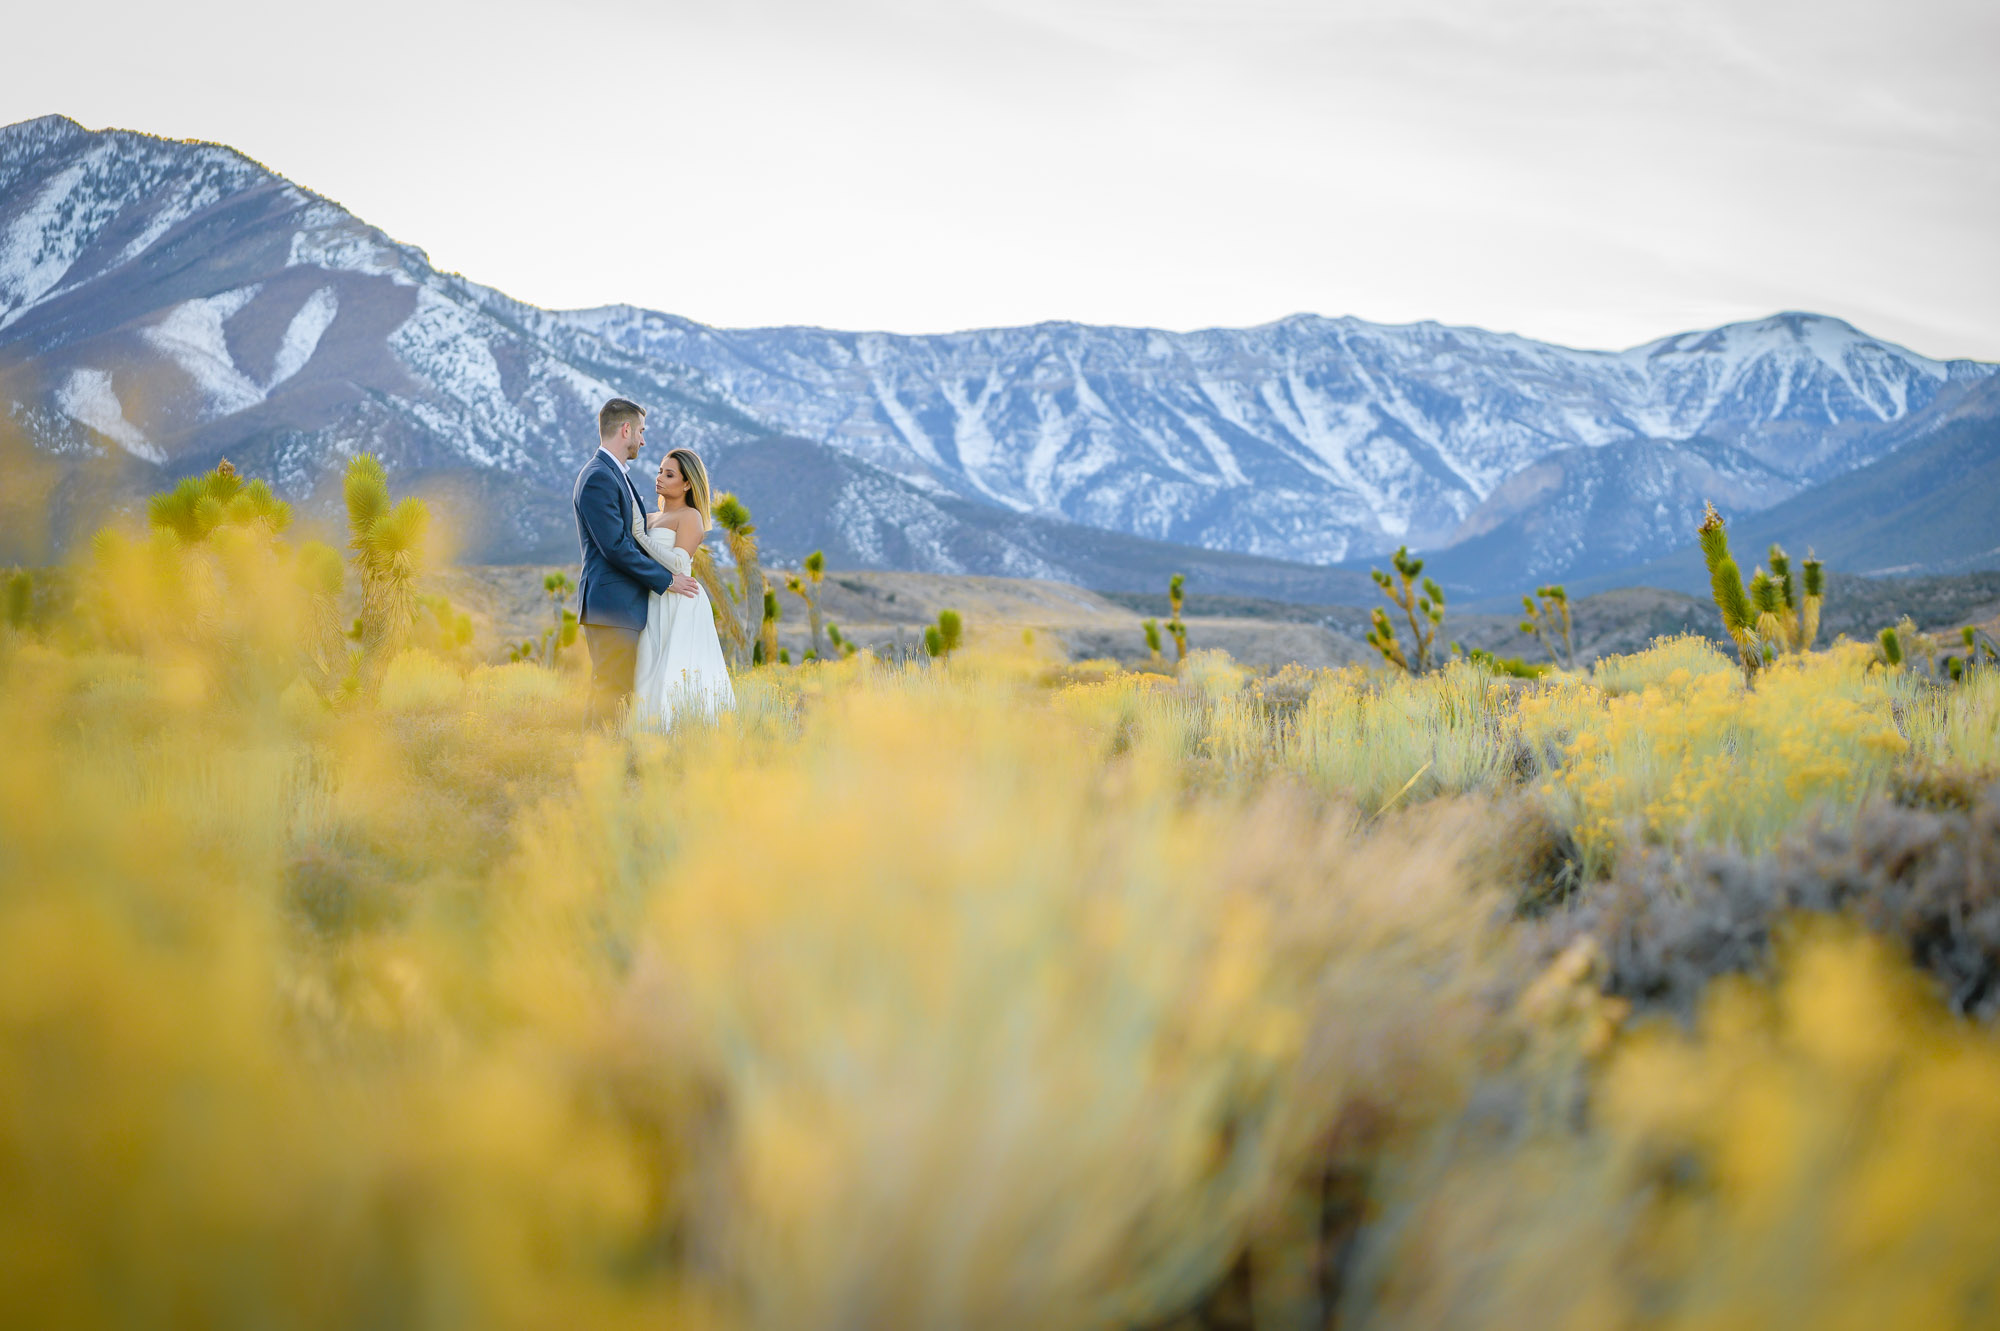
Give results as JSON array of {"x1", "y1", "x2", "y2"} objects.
[
  {"x1": 0, "y1": 153, "x2": 103, "y2": 328},
  {"x1": 141, "y1": 285, "x2": 266, "y2": 416},
  {"x1": 55, "y1": 368, "x2": 160, "y2": 462},
  {"x1": 285, "y1": 197, "x2": 414, "y2": 284},
  {"x1": 270, "y1": 287, "x2": 338, "y2": 388}
]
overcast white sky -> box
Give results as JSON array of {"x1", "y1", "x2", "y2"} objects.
[{"x1": 6, "y1": 0, "x2": 1996, "y2": 358}]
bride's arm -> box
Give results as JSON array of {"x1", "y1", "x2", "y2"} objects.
[{"x1": 672, "y1": 511, "x2": 705, "y2": 556}]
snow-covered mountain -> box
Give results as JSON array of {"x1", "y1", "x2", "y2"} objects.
[
  {"x1": 559, "y1": 306, "x2": 1996, "y2": 577},
  {"x1": 3, "y1": 113, "x2": 1994, "y2": 593},
  {"x1": 0, "y1": 114, "x2": 767, "y2": 560}
]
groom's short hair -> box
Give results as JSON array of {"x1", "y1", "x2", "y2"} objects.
[{"x1": 598, "y1": 398, "x2": 646, "y2": 439}]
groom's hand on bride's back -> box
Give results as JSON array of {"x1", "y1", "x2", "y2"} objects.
[{"x1": 669, "y1": 573, "x2": 699, "y2": 598}]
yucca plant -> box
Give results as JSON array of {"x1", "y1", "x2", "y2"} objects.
[
  {"x1": 690, "y1": 545, "x2": 751, "y2": 667},
  {"x1": 1956, "y1": 625, "x2": 2000, "y2": 676},
  {"x1": 760, "y1": 579, "x2": 781, "y2": 666},
  {"x1": 542, "y1": 571, "x2": 574, "y2": 664},
  {"x1": 1799, "y1": 553, "x2": 1825, "y2": 651},
  {"x1": 1878, "y1": 625, "x2": 1905, "y2": 669},
  {"x1": 1166, "y1": 574, "x2": 1188, "y2": 663},
  {"x1": 1365, "y1": 605, "x2": 1411, "y2": 672},
  {"x1": 4, "y1": 568, "x2": 32, "y2": 631},
  {"x1": 796, "y1": 550, "x2": 828, "y2": 658},
  {"x1": 147, "y1": 458, "x2": 292, "y2": 544},
  {"x1": 1368, "y1": 546, "x2": 1444, "y2": 674},
  {"x1": 1697, "y1": 502, "x2": 1762, "y2": 686},
  {"x1": 1519, "y1": 584, "x2": 1575, "y2": 669},
  {"x1": 1750, "y1": 565, "x2": 1789, "y2": 653},
  {"x1": 825, "y1": 622, "x2": 858, "y2": 660},
  {"x1": 1940, "y1": 626, "x2": 2000, "y2": 682},
  {"x1": 343, "y1": 454, "x2": 429, "y2": 686},
  {"x1": 924, "y1": 608, "x2": 964, "y2": 661},
  {"x1": 711, "y1": 493, "x2": 762, "y2": 657},
  {"x1": 1142, "y1": 618, "x2": 1163, "y2": 664}
]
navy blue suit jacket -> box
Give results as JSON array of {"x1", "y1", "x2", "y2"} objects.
[{"x1": 574, "y1": 451, "x2": 674, "y2": 631}]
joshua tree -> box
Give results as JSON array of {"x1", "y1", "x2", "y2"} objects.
[
  {"x1": 1367, "y1": 546, "x2": 1444, "y2": 674},
  {"x1": 690, "y1": 545, "x2": 751, "y2": 667},
  {"x1": 789, "y1": 550, "x2": 828, "y2": 658},
  {"x1": 1696, "y1": 503, "x2": 1764, "y2": 686},
  {"x1": 758, "y1": 579, "x2": 781, "y2": 665},
  {"x1": 825, "y1": 622, "x2": 858, "y2": 659},
  {"x1": 1937, "y1": 625, "x2": 2000, "y2": 682},
  {"x1": 344, "y1": 454, "x2": 430, "y2": 685},
  {"x1": 542, "y1": 570, "x2": 575, "y2": 664},
  {"x1": 4, "y1": 568, "x2": 32, "y2": 631},
  {"x1": 1957, "y1": 625, "x2": 2000, "y2": 678},
  {"x1": 1519, "y1": 584, "x2": 1575, "y2": 670},
  {"x1": 1142, "y1": 618, "x2": 1162, "y2": 663},
  {"x1": 148, "y1": 458, "x2": 292, "y2": 543},
  {"x1": 1799, "y1": 553, "x2": 1826, "y2": 651},
  {"x1": 924, "y1": 608, "x2": 964, "y2": 660},
  {"x1": 933, "y1": 609, "x2": 964, "y2": 658},
  {"x1": 1166, "y1": 574, "x2": 1189, "y2": 662},
  {"x1": 1366, "y1": 606, "x2": 1411, "y2": 672},
  {"x1": 711, "y1": 493, "x2": 762, "y2": 653},
  {"x1": 1762, "y1": 543, "x2": 1825, "y2": 653}
]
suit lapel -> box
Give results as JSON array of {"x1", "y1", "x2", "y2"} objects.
[{"x1": 599, "y1": 451, "x2": 643, "y2": 521}]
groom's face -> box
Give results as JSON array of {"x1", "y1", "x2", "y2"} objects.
[{"x1": 619, "y1": 417, "x2": 647, "y2": 462}]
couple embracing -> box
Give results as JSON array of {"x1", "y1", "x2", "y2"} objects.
[{"x1": 571, "y1": 397, "x2": 736, "y2": 729}]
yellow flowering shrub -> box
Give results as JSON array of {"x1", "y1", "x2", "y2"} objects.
[
  {"x1": 1526, "y1": 646, "x2": 1914, "y2": 865},
  {"x1": 3, "y1": 493, "x2": 1998, "y2": 1328},
  {"x1": 1341, "y1": 925, "x2": 2000, "y2": 1331}
]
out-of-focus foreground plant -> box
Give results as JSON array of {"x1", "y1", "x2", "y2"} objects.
[{"x1": 2, "y1": 463, "x2": 1998, "y2": 1328}]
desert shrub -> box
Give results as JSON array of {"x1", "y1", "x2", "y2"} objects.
[
  {"x1": 1521, "y1": 644, "x2": 1911, "y2": 865},
  {"x1": 1341, "y1": 925, "x2": 2000, "y2": 1331},
  {"x1": 378, "y1": 647, "x2": 466, "y2": 713},
  {"x1": 1547, "y1": 778, "x2": 2000, "y2": 1021},
  {"x1": 0, "y1": 564, "x2": 1519, "y2": 1328},
  {"x1": 510, "y1": 682, "x2": 1509, "y2": 1328},
  {"x1": 11, "y1": 474, "x2": 2000, "y2": 1327},
  {"x1": 1902, "y1": 665, "x2": 2000, "y2": 772},
  {"x1": 1589, "y1": 632, "x2": 1736, "y2": 696},
  {"x1": 1288, "y1": 662, "x2": 1516, "y2": 810}
]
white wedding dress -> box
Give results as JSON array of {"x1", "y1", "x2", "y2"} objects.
[{"x1": 630, "y1": 518, "x2": 736, "y2": 730}]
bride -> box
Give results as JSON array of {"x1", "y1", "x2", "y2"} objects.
[{"x1": 630, "y1": 448, "x2": 736, "y2": 729}]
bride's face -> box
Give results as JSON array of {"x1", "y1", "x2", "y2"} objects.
[{"x1": 656, "y1": 455, "x2": 689, "y2": 504}]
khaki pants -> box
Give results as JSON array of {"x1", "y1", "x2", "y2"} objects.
[{"x1": 583, "y1": 623, "x2": 640, "y2": 729}]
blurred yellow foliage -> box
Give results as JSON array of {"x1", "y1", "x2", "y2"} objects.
[
  {"x1": 2, "y1": 495, "x2": 1997, "y2": 1327},
  {"x1": 1342, "y1": 925, "x2": 2000, "y2": 1331},
  {"x1": 0, "y1": 523, "x2": 1504, "y2": 1328}
]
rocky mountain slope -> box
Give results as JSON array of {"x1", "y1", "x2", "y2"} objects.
[
  {"x1": 0, "y1": 114, "x2": 765, "y2": 561},
  {"x1": 1550, "y1": 376, "x2": 2000, "y2": 603},
  {"x1": 563, "y1": 305, "x2": 1995, "y2": 579}
]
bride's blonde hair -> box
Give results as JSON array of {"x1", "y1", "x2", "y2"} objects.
[{"x1": 668, "y1": 448, "x2": 714, "y2": 531}]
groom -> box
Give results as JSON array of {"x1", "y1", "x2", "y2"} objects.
[{"x1": 574, "y1": 398, "x2": 699, "y2": 725}]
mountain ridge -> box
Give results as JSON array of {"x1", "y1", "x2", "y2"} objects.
[{"x1": 2, "y1": 114, "x2": 1994, "y2": 597}]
